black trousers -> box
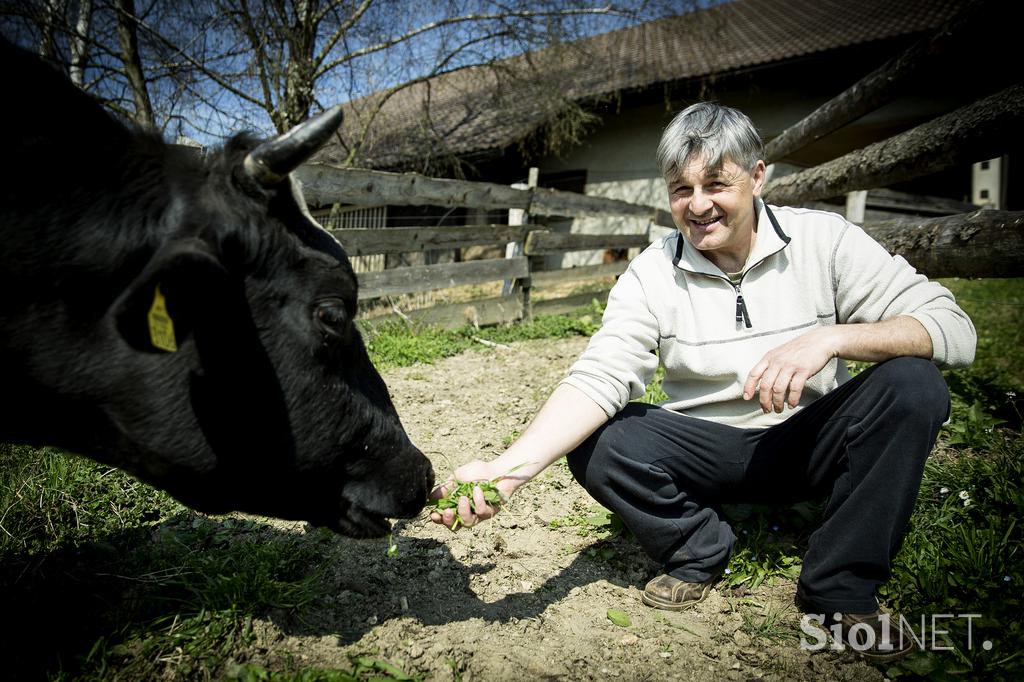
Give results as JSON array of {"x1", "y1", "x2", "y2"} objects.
[{"x1": 566, "y1": 357, "x2": 950, "y2": 613}]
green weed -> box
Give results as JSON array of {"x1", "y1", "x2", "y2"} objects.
[
  {"x1": 720, "y1": 503, "x2": 816, "y2": 592},
  {"x1": 549, "y1": 503, "x2": 626, "y2": 539},
  {"x1": 739, "y1": 600, "x2": 799, "y2": 644},
  {"x1": 361, "y1": 303, "x2": 601, "y2": 371},
  {"x1": 426, "y1": 479, "x2": 504, "y2": 530},
  {"x1": 638, "y1": 365, "x2": 668, "y2": 404}
]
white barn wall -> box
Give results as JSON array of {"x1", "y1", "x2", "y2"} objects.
[{"x1": 538, "y1": 103, "x2": 673, "y2": 268}]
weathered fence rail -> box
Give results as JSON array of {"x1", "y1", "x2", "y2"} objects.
[
  {"x1": 863, "y1": 210, "x2": 1024, "y2": 279},
  {"x1": 330, "y1": 225, "x2": 528, "y2": 256},
  {"x1": 325, "y1": 212, "x2": 644, "y2": 326},
  {"x1": 296, "y1": 164, "x2": 675, "y2": 228}
]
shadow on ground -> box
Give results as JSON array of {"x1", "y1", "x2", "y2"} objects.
[{"x1": 0, "y1": 512, "x2": 646, "y2": 680}]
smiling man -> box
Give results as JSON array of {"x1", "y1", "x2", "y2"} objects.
[{"x1": 430, "y1": 102, "x2": 977, "y2": 662}]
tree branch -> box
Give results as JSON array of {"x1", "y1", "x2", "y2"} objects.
[
  {"x1": 126, "y1": 6, "x2": 268, "y2": 110},
  {"x1": 315, "y1": 6, "x2": 625, "y2": 78},
  {"x1": 314, "y1": 0, "x2": 374, "y2": 66}
]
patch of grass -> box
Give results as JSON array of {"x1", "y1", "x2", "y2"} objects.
[
  {"x1": 720, "y1": 502, "x2": 818, "y2": 593},
  {"x1": 879, "y1": 431, "x2": 1024, "y2": 680},
  {"x1": 739, "y1": 599, "x2": 800, "y2": 645},
  {"x1": 0, "y1": 443, "x2": 184, "y2": 556},
  {"x1": 940, "y1": 278, "x2": 1024, "y2": 387},
  {"x1": 4, "y1": 514, "x2": 324, "y2": 680},
  {"x1": 360, "y1": 301, "x2": 602, "y2": 371}
]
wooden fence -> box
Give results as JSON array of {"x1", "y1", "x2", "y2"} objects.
[
  {"x1": 296, "y1": 163, "x2": 660, "y2": 327},
  {"x1": 292, "y1": 1, "x2": 1023, "y2": 329}
]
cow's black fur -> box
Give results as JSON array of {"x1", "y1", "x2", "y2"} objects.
[{"x1": 0, "y1": 39, "x2": 433, "y2": 537}]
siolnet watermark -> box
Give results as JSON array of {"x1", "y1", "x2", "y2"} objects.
[{"x1": 800, "y1": 612, "x2": 993, "y2": 653}]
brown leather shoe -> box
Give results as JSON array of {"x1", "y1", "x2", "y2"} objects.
[
  {"x1": 641, "y1": 573, "x2": 718, "y2": 611},
  {"x1": 795, "y1": 590, "x2": 919, "y2": 662}
]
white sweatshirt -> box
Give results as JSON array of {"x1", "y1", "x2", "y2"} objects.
[{"x1": 561, "y1": 200, "x2": 977, "y2": 428}]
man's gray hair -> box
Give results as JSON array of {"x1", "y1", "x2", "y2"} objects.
[{"x1": 656, "y1": 102, "x2": 764, "y2": 181}]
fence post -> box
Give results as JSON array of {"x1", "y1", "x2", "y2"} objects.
[
  {"x1": 845, "y1": 190, "x2": 868, "y2": 223},
  {"x1": 504, "y1": 167, "x2": 538, "y2": 322}
]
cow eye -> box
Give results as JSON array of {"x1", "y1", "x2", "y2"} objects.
[{"x1": 314, "y1": 301, "x2": 349, "y2": 338}]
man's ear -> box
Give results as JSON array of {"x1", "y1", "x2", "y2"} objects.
[
  {"x1": 751, "y1": 160, "x2": 767, "y2": 198},
  {"x1": 113, "y1": 238, "x2": 229, "y2": 352}
]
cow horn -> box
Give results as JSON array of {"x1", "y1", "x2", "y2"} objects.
[{"x1": 243, "y1": 104, "x2": 344, "y2": 186}]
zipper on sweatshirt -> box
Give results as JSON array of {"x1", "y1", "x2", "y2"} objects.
[
  {"x1": 687, "y1": 270, "x2": 754, "y2": 329},
  {"x1": 734, "y1": 284, "x2": 752, "y2": 328}
]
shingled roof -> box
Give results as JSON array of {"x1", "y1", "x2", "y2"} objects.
[{"x1": 315, "y1": 0, "x2": 963, "y2": 171}]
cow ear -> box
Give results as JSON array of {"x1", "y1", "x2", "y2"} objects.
[{"x1": 114, "y1": 238, "x2": 229, "y2": 352}]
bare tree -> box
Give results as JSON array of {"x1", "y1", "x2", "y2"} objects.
[
  {"x1": 113, "y1": 0, "x2": 154, "y2": 127},
  {"x1": 2, "y1": 0, "x2": 676, "y2": 164}
]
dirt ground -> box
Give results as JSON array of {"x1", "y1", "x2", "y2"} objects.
[{"x1": 253, "y1": 336, "x2": 885, "y2": 681}]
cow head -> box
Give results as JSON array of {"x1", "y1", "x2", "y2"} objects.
[{"x1": 100, "y1": 108, "x2": 434, "y2": 537}]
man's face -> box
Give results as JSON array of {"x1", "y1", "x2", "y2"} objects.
[{"x1": 667, "y1": 156, "x2": 766, "y2": 271}]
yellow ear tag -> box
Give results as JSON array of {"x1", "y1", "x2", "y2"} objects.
[{"x1": 147, "y1": 284, "x2": 178, "y2": 352}]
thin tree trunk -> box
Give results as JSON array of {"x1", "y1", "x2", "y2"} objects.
[
  {"x1": 115, "y1": 0, "x2": 156, "y2": 128},
  {"x1": 38, "y1": 0, "x2": 65, "y2": 61},
  {"x1": 69, "y1": 0, "x2": 93, "y2": 87},
  {"x1": 278, "y1": 0, "x2": 319, "y2": 132}
]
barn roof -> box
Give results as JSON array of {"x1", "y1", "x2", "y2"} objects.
[{"x1": 315, "y1": 0, "x2": 963, "y2": 171}]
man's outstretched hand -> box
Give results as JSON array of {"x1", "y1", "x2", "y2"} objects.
[{"x1": 428, "y1": 459, "x2": 519, "y2": 530}]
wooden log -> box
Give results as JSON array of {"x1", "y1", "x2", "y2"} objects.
[
  {"x1": 357, "y1": 257, "x2": 529, "y2": 300},
  {"x1": 296, "y1": 163, "x2": 676, "y2": 227},
  {"x1": 764, "y1": 0, "x2": 991, "y2": 162},
  {"x1": 763, "y1": 84, "x2": 1024, "y2": 206},
  {"x1": 297, "y1": 164, "x2": 529, "y2": 211},
  {"x1": 862, "y1": 209, "x2": 1024, "y2": 278},
  {"x1": 531, "y1": 262, "x2": 627, "y2": 286},
  {"x1": 359, "y1": 295, "x2": 524, "y2": 329},
  {"x1": 865, "y1": 188, "x2": 978, "y2": 216},
  {"x1": 530, "y1": 186, "x2": 675, "y2": 228},
  {"x1": 331, "y1": 224, "x2": 530, "y2": 256},
  {"x1": 525, "y1": 230, "x2": 651, "y2": 255},
  {"x1": 533, "y1": 289, "x2": 611, "y2": 317}
]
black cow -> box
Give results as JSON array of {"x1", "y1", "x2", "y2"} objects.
[{"x1": 0, "y1": 39, "x2": 433, "y2": 537}]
